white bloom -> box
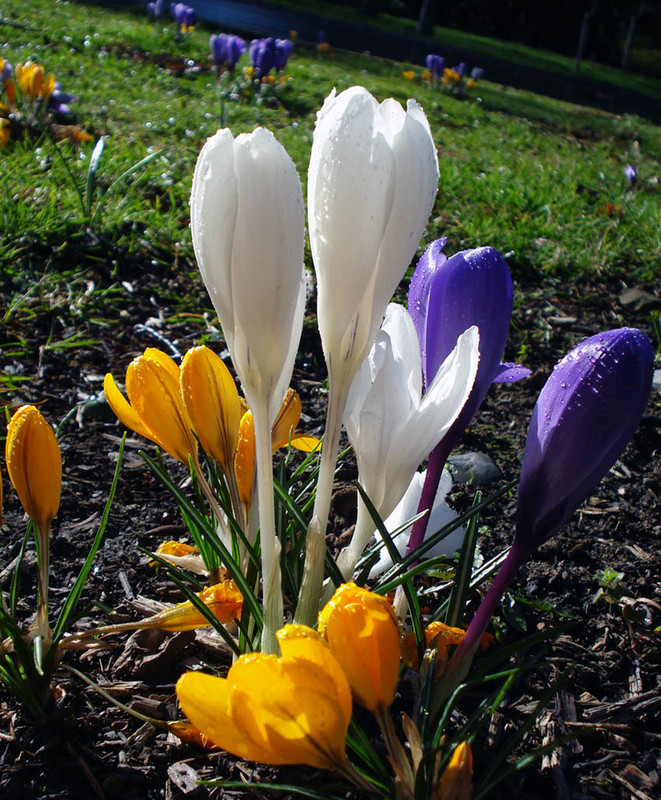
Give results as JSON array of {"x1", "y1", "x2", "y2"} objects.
[
  {"x1": 308, "y1": 86, "x2": 439, "y2": 387},
  {"x1": 337, "y1": 303, "x2": 479, "y2": 578},
  {"x1": 190, "y1": 126, "x2": 306, "y2": 419},
  {"x1": 368, "y1": 469, "x2": 464, "y2": 578}
]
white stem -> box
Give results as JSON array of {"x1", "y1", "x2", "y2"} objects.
[
  {"x1": 294, "y1": 376, "x2": 350, "y2": 626},
  {"x1": 252, "y1": 399, "x2": 283, "y2": 654}
]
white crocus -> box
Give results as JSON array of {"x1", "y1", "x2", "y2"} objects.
[
  {"x1": 336, "y1": 303, "x2": 479, "y2": 580},
  {"x1": 190, "y1": 127, "x2": 306, "y2": 653},
  {"x1": 296, "y1": 86, "x2": 439, "y2": 625},
  {"x1": 368, "y1": 469, "x2": 464, "y2": 579}
]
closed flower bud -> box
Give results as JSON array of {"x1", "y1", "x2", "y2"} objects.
[
  {"x1": 318, "y1": 583, "x2": 401, "y2": 712},
  {"x1": 5, "y1": 405, "x2": 61, "y2": 532},
  {"x1": 516, "y1": 327, "x2": 654, "y2": 557},
  {"x1": 437, "y1": 742, "x2": 473, "y2": 800}
]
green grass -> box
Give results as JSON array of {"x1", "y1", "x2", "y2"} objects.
[
  {"x1": 262, "y1": 0, "x2": 661, "y2": 101},
  {"x1": 0, "y1": 0, "x2": 659, "y2": 356}
]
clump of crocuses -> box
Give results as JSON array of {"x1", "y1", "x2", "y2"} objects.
[
  {"x1": 423, "y1": 54, "x2": 483, "y2": 95},
  {"x1": 210, "y1": 33, "x2": 246, "y2": 75}
]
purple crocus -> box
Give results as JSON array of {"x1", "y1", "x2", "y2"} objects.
[
  {"x1": 210, "y1": 33, "x2": 246, "y2": 72},
  {"x1": 406, "y1": 240, "x2": 529, "y2": 554},
  {"x1": 146, "y1": 0, "x2": 163, "y2": 20},
  {"x1": 470, "y1": 66, "x2": 484, "y2": 80},
  {"x1": 170, "y1": 2, "x2": 195, "y2": 30},
  {"x1": 425, "y1": 53, "x2": 445, "y2": 79},
  {"x1": 274, "y1": 38, "x2": 294, "y2": 72},
  {"x1": 454, "y1": 62, "x2": 466, "y2": 77},
  {"x1": 446, "y1": 327, "x2": 654, "y2": 682},
  {"x1": 624, "y1": 164, "x2": 637, "y2": 187},
  {"x1": 249, "y1": 37, "x2": 276, "y2": 78},
  {"x1": 47, "y1": 83, "x2": 75, "y2": 115}
]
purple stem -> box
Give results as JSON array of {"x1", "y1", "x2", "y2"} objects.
[
  {"x1": 446, "y1": 546, "x2": 524, "y2": 680},
  {"x1": 405, "y1": 439, "x2": 452, "y2": 556}
]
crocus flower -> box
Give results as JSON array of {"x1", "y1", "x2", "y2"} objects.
[
  {"x1": 406, "y1": 241, "x2": 529, "y2": 555},
  {"x1": 170, "y1": 2, "x2": 194, "y2": 31},
  {"x1": 105, "y1": 348, "x2": 198, "y2": 465},
  {"x1": 470, "y1": 66, "x2": 484, "y2": 80},
  {"x1": 6, "y1": 405, "x2": 62, "y2": 637},
  {"x1": 6, "y1": 405, "x2": 61, "y2": 536},
  {"x1": 146, "y1": 0, "x2": 163, "y2": 20},
  {"x1": 318, "y1": 583, "x2": 400, "y2": 713},
  {"x1": 249, "y1": 37, "x2": 276, "y2": 78},
  {"x1": 190, "y1": 126, "x2": 305, "y2": 651},
  {"x1": 624, "y1": 164, "x2": 637, "y2": 187},
  {"x1": 309, "y1": 87, "x2": 439, "y2": 393},
  {"x1": 47, "y1": 83, "x2": 75, "y2": 115},
  {"x1": 437, "y1": 742, "x2": 473, "y2": 800},
  {"x1": 447, "y1": 327, "x2": 654, "y2": 682},
  {"x1": 176, "y1": 624, "x2": 352, "y2": 769},
  {"x1": 425, "y1": 53, "x2": 445, "y2": 79},
  {"x1": 368, "y1": 468, "x2": 464, "y2": 578},
  {"x1": 15, "y1": 61, "x2": 54, "y2": 101},
  {"x1": 210, "y1": 33, "x2": 246, "y2": 72},
  {"x1": 274, "y1": 38, "x2": 294, "y2": 72},
  {"x1": 337, "y1": 304, "x2": 479, "y2": 578},
  {"x1": 179, "y1": 345, "x2": 242, "y2": 477}
]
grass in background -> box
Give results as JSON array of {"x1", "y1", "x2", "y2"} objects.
[{"x1": 0, "y1": 0, "x2": 658, "y2": 365}]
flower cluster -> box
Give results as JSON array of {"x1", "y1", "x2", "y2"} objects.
[
  {"x1": 423, "y1": 54, "x2": 483, "y2": 95},
  {"x1": 170, "y1": 2, "x2": 195, "y2": 34},
  {"x1": 0, "y1": 57, "x2": 89, "y2": 145},
  {"x1": 210, "y1": 32, "x2": 246, "y2": 74},
  {"x1": 248, "y1": 36, "x2": 294, "y2": 80}
]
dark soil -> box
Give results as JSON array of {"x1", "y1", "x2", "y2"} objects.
[{"x1": 0, "y1": 256, "x2": 659, "y2": 800}]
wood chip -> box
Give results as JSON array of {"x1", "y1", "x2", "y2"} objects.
[{"x1": 167, "y1": 761, "x2": 202, "y2": 794}]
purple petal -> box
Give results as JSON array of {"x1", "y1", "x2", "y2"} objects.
[
  {"x1": 515, "y1": 328, "x2": 654, "y2": 556},
  {"x1": 492, "y1": 362, "x2": 531, "y2": 383}
]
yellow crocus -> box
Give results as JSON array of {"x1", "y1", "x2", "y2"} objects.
[
  {"x1": 5, "y1": 405, "x2": 61, "y2": 638},
  {"x1": 318, "y1": 583, "x2": 400, "y2": 712},
  {"x1": 179, "y1": 345, "x2": 242, "y2": 476},
  {"x1": 176, "y1": 624, "x2": 352, "y2": 769},
  {"x1": 0, "y1": 118, "x2": 9, "y2": 147},
  {"x1": 234, "y1": 409, "x2": 255, "y2": 511},
  {"x1": 5, "y1": 405, "x2": 61, "y2": 532},
  {"x1": 15, "y1": 61, "x2": 54, "y2": 100},
  {"x1": 104, "y1": 348, "x2": 198, "y2": 464},
  {"x1": 437, "y1": 742, "x2": 473, "y2": 800}
]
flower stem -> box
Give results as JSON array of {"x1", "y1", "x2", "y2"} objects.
[
  {"x1": 252, "y1": 399, "x2": 283, "y2": 654},
  {"x1": 406, "y1": 440, "x2": 452, "y2": 556},
  {"x1": 35, "y1": 522, "x2": 51, "y2": 640},
  {"x1": 294, "y1": 377, "x2": 350, "y2": 626}
]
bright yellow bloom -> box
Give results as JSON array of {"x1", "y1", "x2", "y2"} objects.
[
  {"x1": 15, "y1": 61, "x2": 55, "y2": 100},
  {"x1": 437, "y1": 742, "x2": 473, "y2": 800},
  {"x1": 104, "y1": 348, "x2": 198, "y2": 464},
  {"x1": 5, "y1": 405, "x2": 61, "y2": 531},
  {"x1": 318, "y1": 583, "x2": 400, "y2": 712},
  {"x1": 442, "y1": 67, "x2": 461, "y2": 86},
  {"x1": 180, "y1": 346, "x2": 242, "y2": 476},
  {"x1": 402, "y1": 621, "x2": 493, "y2": 678},
  {"x1": 176, "y1": 624, "x2": 352, "y2": 769},
  {"x1": 403, "y1": 70, "x2": 416, "y2": 81},
  {"x1": 155, "y1": 540, "x2": 199, "y2": 558},
  {"x1": 131, "y1": 581, "x2": 242, "y2": 631},
  {"x1": 466, "y1": 78, "x2": 477, "y2": 90},
  {"x1": 0, "y1": 118, "x2": 10, "y2": 147}
]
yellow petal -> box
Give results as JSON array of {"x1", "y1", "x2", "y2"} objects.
[
  {"x1": 318, "y1": 583, "x2": 400, "y2": 712},
  {"x1": 143, "y1": 581, "x2": 242, "y2": 631},
  {"x1": 290, "y1": 435, "x2": 321, "y2": 453},
  {"x1": 125, "y1": 349, "x2": 197, "y2": 464},
  {"x1": 104, "y1": 373, "x2": 157, "y2": 443},
  {"x1": 180, "y1": 346, "x2": 242, "y2": 474},
  {"x1": 271, "y1": 388, "x2": 301, "y2": 452},
  {"x1": 176, "y1": 628, "x2": 352, "y2": 770},
  {"x1": 234, "y1": 410, "x2": 255, "y2": 509},
  {"x1": 437, "y1": 742, "x2": 473, "y2": 800},
  {"x1": 5, "y1": 405, "x2": 61, "y2": 531}
]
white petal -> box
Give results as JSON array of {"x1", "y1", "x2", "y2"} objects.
[{"x1": 190, "y1": 128, "x2": 238, "y2": 350}]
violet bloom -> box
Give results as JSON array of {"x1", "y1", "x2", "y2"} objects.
[
  {"x1": 274, "y1": 39, "x2": 294, "y2": 72},
  {"x1": 454, "y1": 62, "x2": 466, "y2": 77},
  {"x1": 250, "y1": 37, "x2": 276, "y2": 78},
  {"x1": 425, "y1": 54, "x2": 445, "y2": 79},
  {"x1": 170, "y1": 2, "x2": 195, "y2": 30},
  {"x1": 146, "y1": 0, "x2": 163, "y2": 20},
  {"x1": 226, "y1": 35, "x2": 246, "y2": 70},
  {"x1": 1, "y1": 59, "x2": 13, "y2": 85},
  {"x1": 624, "y1": 164, "x2": 637, "y2": 187},
  {"x1": 447, "y1": 328, "x2": 654, "y2": 682},
  {"x1": 211, "y1": 33, "x2": 246, "y2": 72},
  {"x1": 406, "y1": 241, "x2": 529, "y2": 555},
  {"x1": 470, "y1": 66, "x2": 484, "y2": 80},
  {"x1": 47, "y1": 83, "x2": 75, "y2": 115}
]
